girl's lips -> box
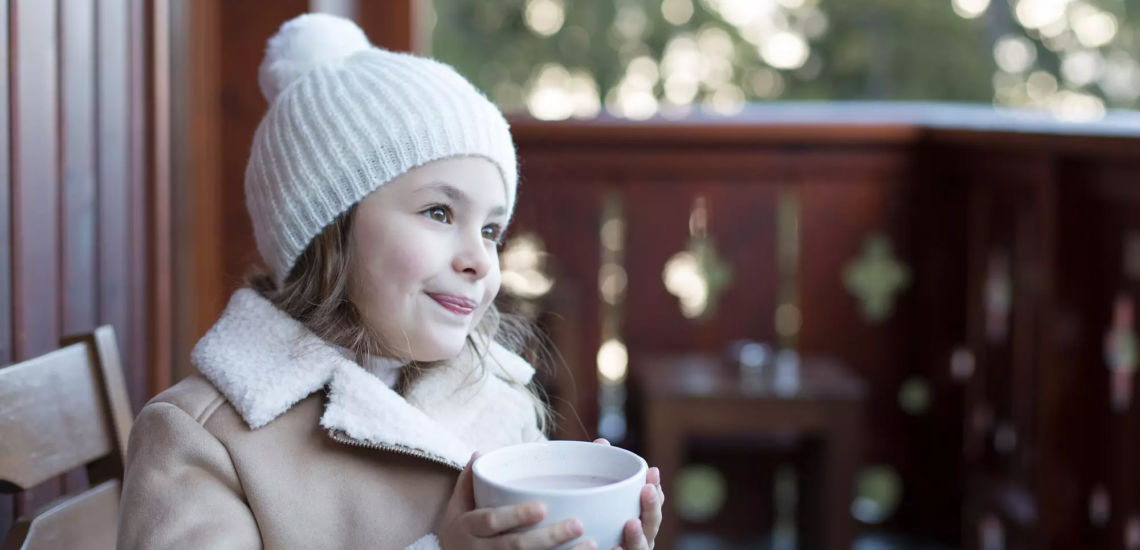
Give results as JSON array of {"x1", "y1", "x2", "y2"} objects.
[{"x1": 428, "y1": 293, "x2": 478, "y2": 315}]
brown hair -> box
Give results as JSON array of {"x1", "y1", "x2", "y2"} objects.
[{"x1": 247, "y1": 204, "x2": 553, "y2": 435}]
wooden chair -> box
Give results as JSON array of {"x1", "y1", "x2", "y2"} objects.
[{"x1": 0, "y1": 326, "x2": 133, "y2": 550}]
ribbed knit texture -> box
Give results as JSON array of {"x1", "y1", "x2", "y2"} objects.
[{"x1": 245, "y1": 14, "x2": 518, "y2": 285}]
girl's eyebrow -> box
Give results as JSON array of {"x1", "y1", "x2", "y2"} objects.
[{"x1": 418, "y1": 181, "x2": 507, "y2": 217}]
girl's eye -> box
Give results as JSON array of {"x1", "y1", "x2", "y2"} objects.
[
  {"x1": 482, "y1": 225, "x2": 502, "y2": 243},
  {"x1": 424, "y1": 206, "x2": 451, "y2": 224}
]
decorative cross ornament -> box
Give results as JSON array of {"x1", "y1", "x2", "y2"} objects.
[
  {"x1": 984, "y1": 251, "x2": 1013, "y2": 343},
  {"x1": 663, "y1": 197, "x2": 733, "y2": 320},
  {"x1": 843, "y1": 233, "x2": 911, "y2": 323},
  {"x1": 1104, "y1": 293, "x2": 1138, "y2": 412},
  {"x1": 500, "y1": 233, "x2": 555, "y2": 300}
]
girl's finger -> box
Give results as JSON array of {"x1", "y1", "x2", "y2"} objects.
[
  {"x1": 445, "y1": 452, "x2": 479, "y2": 516},
  {"x1": 500, "y1": 517, "x2": 585, "y2": 550},
  {"x1": 640, "y1": 484, "x2": 662, "y2": 544},
  {"x1": 593, "y1": 438, "x2": 611, "y2": 446},
  {"x1": 463, "y1": 501, "x2": 545, "y2": 537},
  {"x1": 621, "y1": 518, "x2": 651, "y2": 550},
  {"x1": 646, "y1": 467, "x2": 660, "y2": 485},
  {"x1": 569, "y1": 540, "x2": 599, "y2": 550}
]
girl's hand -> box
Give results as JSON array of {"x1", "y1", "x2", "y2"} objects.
[
  {"x1": 439, "y1": 452, "x2": 598, "y2": 550},
  {"x1": 592, "y1": 439, "x2": 665, "y2": 550}
]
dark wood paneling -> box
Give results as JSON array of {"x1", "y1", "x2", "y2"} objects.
[
  {"x1": 96, "y1": 0, "x2": 133, "y2": 407},
  {"x1": 906, "y1": 146, "x2": 968, "y2": 541},
  {"x1": 356, "y1": 0, "x2": 412, "y2": 52},
  {"x1": 622, "y1": 174, "x2": 782, "y2": 354},
  {"x1": 216, "y1": 0, "x2": 308, "y2": 293},
  {"x1": 797, "y1": 152, "x2": 914, "y2": 531},
  {"x1": 507, "y1": 154, "x2": 606, "y2": 440}
]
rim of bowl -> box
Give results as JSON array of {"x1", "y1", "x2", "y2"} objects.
[{"x1": 472, "y1": 440, "x2": 648, "y2": 496}]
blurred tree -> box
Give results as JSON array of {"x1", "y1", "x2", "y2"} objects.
[{"x1": 429, "y1": 0, "x2": 1139, "y2": 119}]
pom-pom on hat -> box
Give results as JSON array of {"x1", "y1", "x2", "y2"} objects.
[{"x1": 245, "y1": 13, "x2": 518, "y2": 286}]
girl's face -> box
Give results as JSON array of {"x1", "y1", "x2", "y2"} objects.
[{"x1": 348, "y1": 156, "x2": 508, "y2": 362}]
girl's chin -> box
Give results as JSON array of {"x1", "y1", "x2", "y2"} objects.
[{"x1": 405, "y1": 338, "x2": 467, "y2": 363}]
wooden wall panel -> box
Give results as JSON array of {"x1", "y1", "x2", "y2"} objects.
[
  {"x1": 146, "y1": 0, "x2": 172, "y2": 396},
  {"x1": 96, "y1": 0, "x2": 135, "y2": 407},
  {"x1": 506, "y1": 154, "x2": 606, "y2": 440},
  {"x1": 357, "y1": 0, "x2": 413, "y2": 52},
  {"x1": 1046, "y1": 159, "x2": 1140, "y2": 550},
  {"x1": 1, "y1": 0, "x2": 158, "y2": 538},
  {"x1": 10, "y1": 0, "x2": 61, "y2": 522},
  {"x1": 906, "y1": 146, "x2": 969, "y2": 541},
  {"x1": 11, "y1": 0, "x2": 60, "y2": 361},
  {"x1": 170, "y1": 0, "x2": 221, "y2": 381},
  {"x1": 622, "y1": 176, "x2": 781, "y2": 354},
  {"x1": 59, "y1": 0, "x2": 99, "y2": 498},
  {"x1": 797, "y1": 152, "x2": 914, "y2": 530},
  {"x1": 61, "y1": 0, "x2": 98, "y2": 336},
  {"x1": 216, "y1": 0, "x2": 309, "y2": 295},
  {"x1": 128, "y1": 0, "x2": 148, "y2": 405},
  {"x1": 0, "y1": 0, "x2": 9, "y2": 538}
]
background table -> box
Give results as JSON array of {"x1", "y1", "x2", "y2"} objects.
[{"x1": 635, "y1": 353, "x2": 867, "y2": 550}]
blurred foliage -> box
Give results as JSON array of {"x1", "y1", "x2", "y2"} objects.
[{"x1": 429, "y1": 0, "x2": 1140, "y2": 118}]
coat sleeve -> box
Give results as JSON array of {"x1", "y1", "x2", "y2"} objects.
[{"x1": 117, "y1": 401, "x2": 261, "y2": 549}]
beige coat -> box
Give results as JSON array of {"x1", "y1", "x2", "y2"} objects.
[{"x1": 118, "y1": 289, "x2": 544, "y2": 549}]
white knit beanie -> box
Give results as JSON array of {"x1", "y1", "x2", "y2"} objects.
[{"x1": 245, "y1": 13, "x2": 519, "y2": 285}]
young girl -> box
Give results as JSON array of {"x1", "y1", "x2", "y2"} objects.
[{"x1": 117, "y1": 13, "x2": 663, "y2": 550}]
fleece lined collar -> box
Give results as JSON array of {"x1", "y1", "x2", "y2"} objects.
[{"x1": 191, "y1": 288, "x2": 537, "y2": 469}]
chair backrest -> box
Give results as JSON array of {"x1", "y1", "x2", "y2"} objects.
[{"x1": 0, "y1": 326, "x2": 133, "y2": 550}]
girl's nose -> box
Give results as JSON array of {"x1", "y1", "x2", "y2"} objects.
[{"x1": 453, "y1": 230, "x2": 492, "y2": 279}]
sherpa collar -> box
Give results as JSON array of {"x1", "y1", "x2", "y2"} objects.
[{"x1": 191, "y1": 288, "x2": 537, "y2": 469}]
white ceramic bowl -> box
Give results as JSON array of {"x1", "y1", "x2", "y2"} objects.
[{"x1": 472, "y1": 440, "x2": 648, "y2": 549}]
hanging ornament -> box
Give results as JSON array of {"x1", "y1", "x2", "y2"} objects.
[
  {"x1": 985, "y1": 250, "x2": 1013, "y2": 344},
  {"x1": 950, "y1": 347, "x2": 975, "y2": 383},
  {"x1": 843, "y1": 232, "x2": 911, "y2": 323},
  {"x1": 1126, "y1": 515, "x2": 1140, "y2": 550},
  {"x1": 662, "y1": 196, "x2": 733, "y2": 321},
  {"x1": 1089, "y1": 484, "x2": 1111, "y2": 527},
  {"x1": 1104, "y1": 293, "x2": 1139, "y2": 412},
  {"x1": 993, "y1": 421, "x2": 1017, "y2": 455},
  {"x1": 979, "y1": 514, "x2": 1006, "y2": 550}
]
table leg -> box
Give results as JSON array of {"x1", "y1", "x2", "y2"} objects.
[
  {"x1": 821, "y1": 407, "x2": 861, "y2": 550},
  {"x1": 646, "y1": 401, "x2": 683, "y2": 550}
]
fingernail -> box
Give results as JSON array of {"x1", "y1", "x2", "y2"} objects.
[{"x1": 567, "y1": 518, "x2": 583, "y2": 537}]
